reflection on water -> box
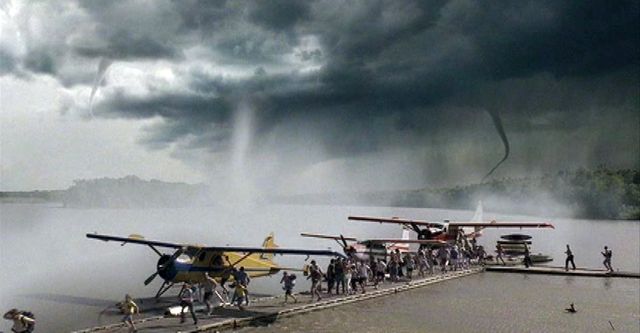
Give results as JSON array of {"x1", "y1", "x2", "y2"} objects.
[
  {"x1": 1, "y1": 203, "x2": 639, "y2": 332},
  {"x1": 239, "y1": 273, "x2": 640, "y2": 333}
]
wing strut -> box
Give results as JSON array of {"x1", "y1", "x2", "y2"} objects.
[{"x1": 148, "y1": 245, "x2": 162, "y2": 257}]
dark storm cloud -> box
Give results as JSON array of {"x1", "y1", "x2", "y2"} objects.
[
  {"x1": 4, "y1": 0, "x2": 639, "y2": 177},
  {"x1": 74, "y1": 31, "x2": 182, "y2": 60},
  {"x1": 248, "y1": 0, "x2": 311, "y2": 32},
  {"x1": 0, "y1": 48, "x2": 19, "y2": 75},
  {"x1": 99, "y1": 90, "x2": 233, "y2": 123}
]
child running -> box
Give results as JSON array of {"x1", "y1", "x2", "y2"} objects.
[
  {"x1": 119, "y1": 294, "x2": 139, "y2": 333},
  {"x1": 280, "y1": 271, "x2": 298, "y2": 304}
]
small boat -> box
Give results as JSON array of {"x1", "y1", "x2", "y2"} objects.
[
  {"x1": 500, "y1": 234, "x2": 532, "y2": 241},
  {"x1": 530, "y1": 253, "x2": 553, "y2": 263},
  {"x1": 497, "y1": 240, "x2": 532, "y2": 245}
]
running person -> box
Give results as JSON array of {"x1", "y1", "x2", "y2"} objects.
[
  {"x1": 280, "y1": 271, "x2": 298, "y2": 304},
  {"x1": 119, "y1": 294, "x2": 139, "y2": 332},
  {"x1": 496, "y1": 243, "x2": 506, "y2": 265},
  {"x1": 178, "y1": 283, "x2": 198, "y2": 325},
  {"x1": 232, "y1": 267, "x2": 251, "y2": 305},
  {"x1": 203, "y1": 272, "x2": 225, "y2": 314},
  {"x1": 564, "y1": 245, "x2": 576, "y2": 271},
  {"x1": 3, "y1": 309, "x2": 35, "y2": 333},
  {"x1": 307, "y1": 260, "x2": 324, "y2": 301},
  {"x1": 602, "y1": 246, "x2": 614, "y2": 272}
]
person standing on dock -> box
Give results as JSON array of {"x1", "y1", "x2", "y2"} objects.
[
  {"x1": 344, "y1": 260, "x2": 354, "y2": 294},
  {"x1": 178, "y1": 283, "x2": 198, "y2": 325},
  {"x1": 307, "y1": 260, "x2": 324, "y2": 301},
  {"x1": 437, "y1": 246, "x2": 449, "y2": 272},
  {"x1": 334, "y1": 258, "x2": 345, "y2": 294},
  {"x1": 496, "y1": 243, "x2": 506, "y2": 265},
  {"x1": 523, "y1": 244, "x2": 532, "y2": 268},
  {"x1": 602, "y1": 246, "x2": 614, "y2": 272},
  {"x1": 326, "y1": 259, "x2": 336, "y2": 295},
  {"x1": 376, "y1": 259, "x2": 386, "y2": 286},
  {"x1": 564, "y1": 245, "x2": 576, "y2": 271}
]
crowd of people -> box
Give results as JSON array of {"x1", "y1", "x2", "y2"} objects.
[
  {"x1": 2, "y1": 243, "x2": 616, "y2": 332},
  {"x1": 297, "y1": 244, "x2": 489, "y2": 302}
]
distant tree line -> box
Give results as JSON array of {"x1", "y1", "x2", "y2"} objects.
[
  {"x1": 0, "y1": 176, "x2": 212, "y2": 208},
  {"x1": 423, "y1": 168, "x2": 640, "y2": 220},
  {"x1": 277, "y1": 168, "x2": 640, "y2": 220},
  {"x1": 63, "y1": 175, "x2": 212, "y2": 208}
]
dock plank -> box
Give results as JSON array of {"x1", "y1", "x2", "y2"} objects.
[
  {"x1": 73, "y1": 268, "x2": 483, "y2": 333},
  {"x1": 485, "y1": 265, "x2": 640, "y2": 278}
]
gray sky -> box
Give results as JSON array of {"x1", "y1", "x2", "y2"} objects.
[{"x1": 1, "y1": 0, "x2": 638, "y2": 193}]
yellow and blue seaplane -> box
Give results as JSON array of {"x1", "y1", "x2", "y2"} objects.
[{"x1": 86, "y1": 232, "x2": 344, "y2": 298}]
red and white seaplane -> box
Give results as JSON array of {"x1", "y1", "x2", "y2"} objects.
[{"x1": 348, "y1": 202, "x2": 554, "y2": 249}]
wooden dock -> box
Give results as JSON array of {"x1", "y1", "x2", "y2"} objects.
[
  {"x1": 485, "y1": 265, "x2": 640, "y2": 278},
  {"x1": 73, "y1": 267, "x2": 483, "y2": 333}
]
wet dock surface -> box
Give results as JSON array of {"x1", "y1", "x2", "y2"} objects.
[
  {"x1": 73, "y1": 268, "x2": 483, "y2": 333},
  {"x1": 485, "y1": 265, "x2": 640, "y2": 278}
]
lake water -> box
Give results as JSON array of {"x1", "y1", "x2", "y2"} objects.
[
  {"x1": 239, "y1": 273, "x2": 640, "y2": 333},
  {"x1": 1, "y1": 203, "x2": 638, "y2": 332}
]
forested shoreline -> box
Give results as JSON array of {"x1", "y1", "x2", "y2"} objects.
[
  {"x1": 1, "y1": 169, "x2": 638, "y2": 219},
  {"x1": 280, "y1": 168, "x2": 640, "y2": 220}
]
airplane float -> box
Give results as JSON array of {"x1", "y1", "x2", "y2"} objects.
[
  {"x1": 300, "y1": 229, "x2": 445, "y2": 262},
  {"x1": 348, "y1": 202, "x2": 554, "y2": 250},
  {"x1": 86, "y1": 232, "x2": 344, "y2": 298}
]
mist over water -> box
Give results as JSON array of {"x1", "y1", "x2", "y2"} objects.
[{"x1": 1, "y1": 203, "x2": 638, "y2": 332}]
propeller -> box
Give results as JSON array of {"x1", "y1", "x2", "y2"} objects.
[
  {"x1": 144, "y1": 272, "x2": 159, "y2": 286},
  {"x1": 159, "y1": 248, "x2": 185, "y2": 270},
  {"x1": 144, "y1": 248, "x2": 185, "y2": 286},
  {"x1": 340, "y1": 234, "x2": 349, "y2": 248},
  {"x1": 339, "y1": 234, "x2": 357, "y2": 257}
]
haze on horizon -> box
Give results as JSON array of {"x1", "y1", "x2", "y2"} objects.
[{"x1": 1, "y1": 0, "x2": 638, "y2": 196}]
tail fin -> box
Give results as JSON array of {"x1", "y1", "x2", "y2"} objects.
[
  {"x1": 388, "y1": 227, "x2": 410, "y2": 253},
  {"x1": 401, "y1": 228, "x2": 410, "y2": 240},
  {"x1": 260, "y1": 232, "x2": 277, "y2": 261}
]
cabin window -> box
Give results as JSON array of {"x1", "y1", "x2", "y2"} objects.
[
  {"x1": 199, "y1": 251, "x2": 207, "y2": 262},
  {"x1": 211, "y1": 254, "x2": 224, "y2": 268}
]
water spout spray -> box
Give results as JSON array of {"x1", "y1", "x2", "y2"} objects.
[{"x1": 228, "y1": 100, "x2": 257, "y2": 202}]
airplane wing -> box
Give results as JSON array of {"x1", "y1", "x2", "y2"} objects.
[
  {"x1": 360, "y1": 239, "x2": 447, "y2": 245},
  {"x1": 348, "y1": 216, "x2": 439, "y2": 227},
  {"x1": 300, "y1": 233, "x2": 358, "y2": 241},
  {"x1": 86, "y1": 233, "x2": 184, "y2": 248},
  {"x1": 201, "y1": 246, "x2": 346, "y2": 258},
  {"x1": 87, "y1": 233, "x2": 345, "y2": 258},
  {"x1": 349, "y1": 216, "x2": 554, "y2": 229},
  {"x1": 448, "y1": 221, "x2": 554, "y2": 229}
]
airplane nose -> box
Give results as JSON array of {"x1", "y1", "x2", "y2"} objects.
[{"x1": 157, "y1": 254, "x2": 176, "y2": 280}]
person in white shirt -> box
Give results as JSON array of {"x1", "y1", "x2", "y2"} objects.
[{"x1": 3, "y1": 309, "x2": 35, "y2": 333}]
